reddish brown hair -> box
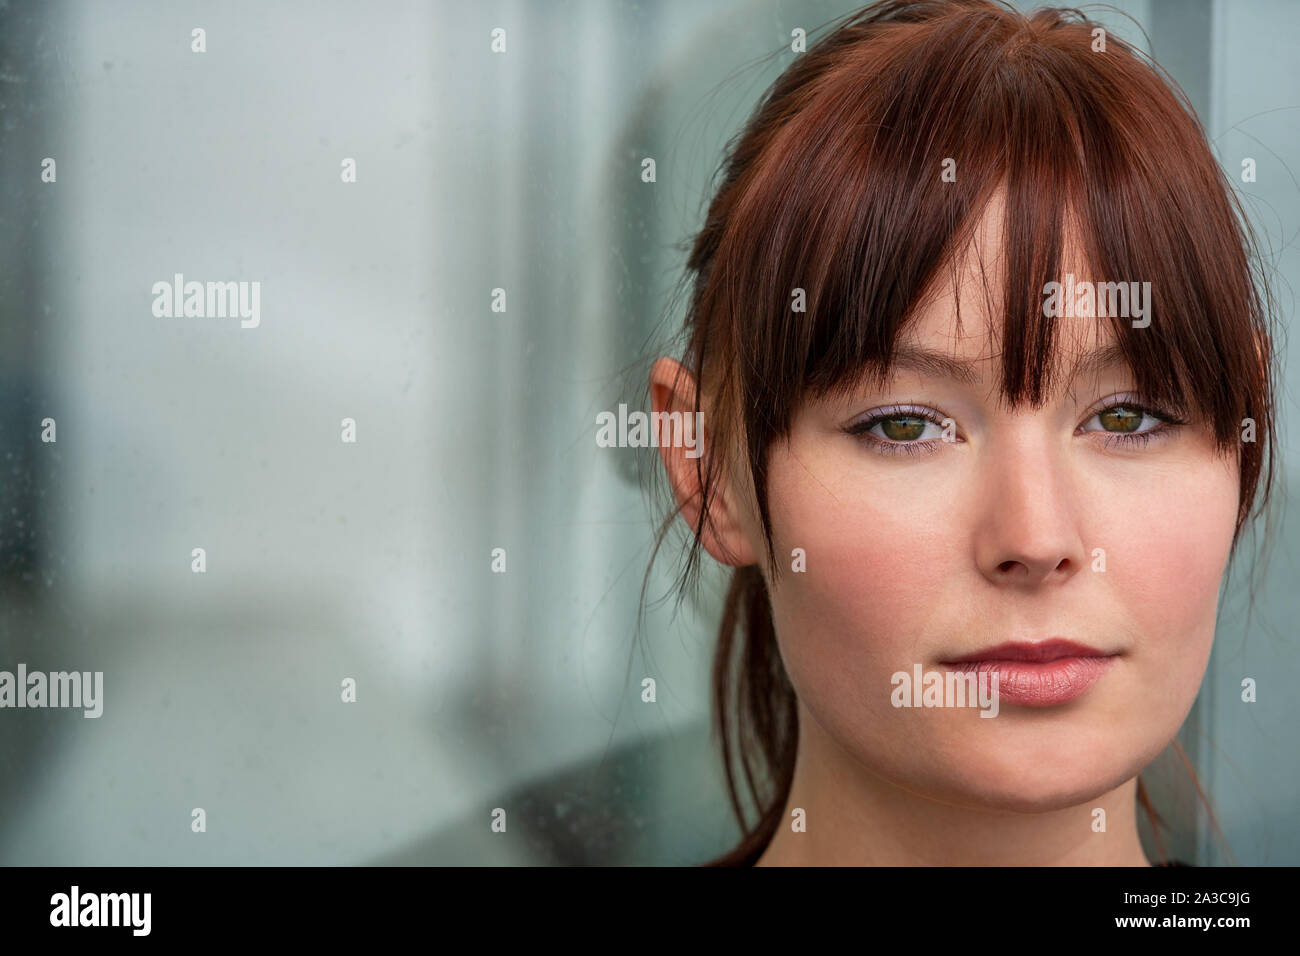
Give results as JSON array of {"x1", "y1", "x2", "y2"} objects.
[{"x1": 643, "y1": 0, "x2": 1278, "y2": 866}]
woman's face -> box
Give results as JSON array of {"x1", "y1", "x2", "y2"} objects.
[{"x1": 735, "y1": 203, "x2": 1241, "y2": 812}]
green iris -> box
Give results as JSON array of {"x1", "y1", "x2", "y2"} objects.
[
  {"x1": 879, "y1": 415, "x2": 927, "y2": 441},
  {"x1": 1098, "y1": 405, "x2": 1142, "y2": 433}
]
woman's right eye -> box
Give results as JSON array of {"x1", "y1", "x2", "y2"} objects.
[{"x1": 843, "y1": 406, "x2": 953, "y2": 457}]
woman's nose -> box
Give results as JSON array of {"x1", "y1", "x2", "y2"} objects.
[{"x1": 971, "y1": 435, "x2": 1088, "y2": 586}]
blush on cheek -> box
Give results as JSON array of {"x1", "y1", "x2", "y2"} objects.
[
  {"x1": 1098, "y1": 464, "x2": 1237, "y2": 694},
  {"x1": 765, "y1": 437, "x2": 960, "y2": 648},
  {"x1": 1120, "y1": 463, "x2": 1237, "y2": 593},
  {"x1": 766, "y1": 479, "x2": 955, "y2": 706}
]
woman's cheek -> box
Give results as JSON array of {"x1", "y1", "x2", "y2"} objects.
[
  {"x1": 764, "y1": 449, "x2": 953, "y2": 709},
  {"x1": 1094, "y1": 455, "x2": 1238, "y2": 704}
]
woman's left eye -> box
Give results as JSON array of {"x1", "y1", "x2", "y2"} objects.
[{"x1": 1079, "y1": 400, "x2": 1185, "y2": 449}]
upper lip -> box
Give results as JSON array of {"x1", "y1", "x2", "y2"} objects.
[{"x1": 940, "y1": 639, "x2": 1114, "y2": 664}]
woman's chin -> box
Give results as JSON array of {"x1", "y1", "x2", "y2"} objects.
[{"x1": 890, "y1": 757, "x2": 1142, "y2": 814}]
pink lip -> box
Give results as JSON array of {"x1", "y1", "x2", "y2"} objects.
[{"x1": 940, "y1": 640, "x2": 1118, "y2": 707}]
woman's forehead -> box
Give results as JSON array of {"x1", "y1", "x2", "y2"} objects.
[{"x1": 894, "y1": 295, "x2": 1124, "y2": 387}]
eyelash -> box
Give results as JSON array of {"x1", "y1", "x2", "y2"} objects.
[{"x1": 843, "y1": 401, "x2": 1187, "y2": 459}]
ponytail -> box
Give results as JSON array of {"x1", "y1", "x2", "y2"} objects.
[{"x1": 701, "y1": 565, "x2": 798, "y2": 866}]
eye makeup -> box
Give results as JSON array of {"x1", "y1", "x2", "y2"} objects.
[{"x1": 841, "y1": 395, "x2": 1188, "y2": 459}]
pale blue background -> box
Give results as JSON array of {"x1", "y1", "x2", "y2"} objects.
[{"x1": 0, "y1": 0, "x2": 1294, "y2": 865}]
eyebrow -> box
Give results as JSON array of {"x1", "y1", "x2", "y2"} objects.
[{"x1": 886, "y1": 341, "x2": 1129, "y2": 387}]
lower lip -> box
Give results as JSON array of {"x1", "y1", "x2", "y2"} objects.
[{"x1": 942, "y1": 657, "x2": 1116, "y2": 706}]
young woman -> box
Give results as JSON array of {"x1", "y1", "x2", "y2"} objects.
[{"x1": 646, "y1": 0, "x2": 1277, "y2": 865}]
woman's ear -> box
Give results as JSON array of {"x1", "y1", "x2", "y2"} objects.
[{"x1": 648, "y1": 357, "x2": 759, "y2": 567}]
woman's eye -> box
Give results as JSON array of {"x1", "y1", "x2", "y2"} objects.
[
  {"x1": 843, "y1": 407, "x2": 950, "y2": 457},
  {"x1": 1084, "y1": 404, "x2": 1149, "y2": 433},
  {"x1": 873, "y1": 414, "x2": 940, "y2": 442},
  {"x1": 1079, "y1": 400, "x2": 1184, "y2": 448}
]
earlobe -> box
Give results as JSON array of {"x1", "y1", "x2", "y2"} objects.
[{"x1": 648, "y1": 357, "x2": 759, "y2": 568}]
